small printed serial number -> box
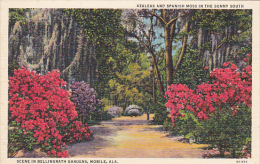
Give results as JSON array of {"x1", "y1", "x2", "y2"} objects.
[{"x1": 236, "y1": 160, "x2": 248, "y2": 163}]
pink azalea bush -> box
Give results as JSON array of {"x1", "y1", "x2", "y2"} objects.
[
  {"x1": 8, "y1": 67, "x2": 93, "y2": 157},
  {"x1": 165, "y1": 63, "x2": 251, "y2": 125},
  {"x1": 165, "y1": 54, "x2": 252, "y2": 158}
]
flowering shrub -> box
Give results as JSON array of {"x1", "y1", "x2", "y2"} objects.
[
  {"x1": 165, "y1": 62, "x2": 252, "y2": 125},
  {"x1": 202, "y1": 148, "x2": 251, "y2": 159},
  {"x1": 124, "y1": 105, "x2": 142, "y2": 116},
  {"x1": 127, "y1": 109, "x2": 142, "y2": 116},
  {"x1": 165, "y1": 55, "x2": 252, "y2": 158},
  {"x1": 8, "y1": 67, "x2": 93, "y2": 157},
  {"x1": 70, "y1": 81, "x2": 102, "y2": 123},
  {"x1": 106, "y1": 106, "x2": 123, "y2": 118}
]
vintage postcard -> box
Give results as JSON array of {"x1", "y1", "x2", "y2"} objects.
[{"x1": 1, "y1": 1, "x2": 259, "y2": 164}]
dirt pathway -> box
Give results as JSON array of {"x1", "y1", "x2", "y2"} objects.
[{"x1": 67, "y1": 115, "x2": 207, "y2": 158}]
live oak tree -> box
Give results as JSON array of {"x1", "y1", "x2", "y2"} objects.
[
  {"x1": 122, "y1": 9, "x2": 193, "y2": 89},
  {"x1": 121, "y1": 9, "x2": 165, "y2": 96}
]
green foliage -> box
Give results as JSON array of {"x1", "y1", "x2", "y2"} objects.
[
  {"x1": 95, "y1": 41, "x2": 142, "y2": 97},
  {"x1": 153, "y1": 96, "x2": 169, "y2": 125},
  {"x1": 201, "y1": 105, "x2": 251, "y2": 158},
  {"x1": 86, "y1": 99, "x2": 112, "y2": 123},
  {"x1": 236, "y1": 44, "x2": 252, "y2": 56},
  {"x1": 171, "y1": 109, "x2": 203, "y2": 140},
  {"x1": 8, "y1": 121, "x2": 37, "y2": 157},
  {"x1": 153, "y1": 110, "x2": 169, "y2": 125},
  {"x1": 90, "y1": 107, "x2": 112, "y2": 123},
  {"x1": 163, "y1": 118, "x2": 173, "y2": 131},
  {"x1": 63, "y1": 9, "x2": 134, "y2": 98},
  {"x1": 64, "y1": 9, "x2": 123, "y2": 46},
  {"x1": 192, "y1": 10, "x2": 252, "y2": 32},
  {"x1": 9, "y1": 9, "x2": 29, "y2": 27},
  {"x1": 106, "y1": 53, "x2": 152, "y2": 110},
  {"x1": 173, "y1": 105, "x2": 251, "y2": 158},
  {"x1": 191, "y1": 9, "x2": 252, "y2": 54},
  {"x1": 8, "y1": 59, "x2": 19, "y2": 77},
  {"x1": 172, "y1": 46, "x2": 209, "y2": 89}
]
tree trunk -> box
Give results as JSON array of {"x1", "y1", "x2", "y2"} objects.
[
  {"x1": 173, "y1": 21, "x2": 190, "y2": 78},
  {"x1": 165, "y1": 27, "x2": 174, "y2": 88},
  {"x1": 162, "y1": 9, "x2": 177, "y2": 88},
  {"x1": 128, "y1": 31, "x2": 165, "y2": 96},
  {"x1": 151, "y1": 64, "x2": 156, "y2": 111},
  {"x1": 149, "y1": 51, "x2": 165, "y2": 97}
]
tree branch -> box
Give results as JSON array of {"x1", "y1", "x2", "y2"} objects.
[
  {"x1": 169, "y1": 20, "x2": 177, "y2": 39},
  {"x1": 127, "y1": 31, "x2": 150, "y2": 52},
  {"x1": 141, "y1": 28, "x2": 151, "y2": 47},
  {"x1": 166, "y1": 17, "x2": 178, "y2": 27},
  {"x1": 166, "y1": 13, "x2": 187, "y2": 28},
  {"x1": 146, "y1": 11, "x2": 166, "y2": 25},
  {"x1": 127, "y1": 31, "x2": 165, "y2": 96},
  {"x1": 214, "y1": 26, "x2": 251, "y2": 53}
]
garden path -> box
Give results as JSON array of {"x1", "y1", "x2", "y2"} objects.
[{"x1": 67, "y1": 114, "x2": 207, "y2": 158}]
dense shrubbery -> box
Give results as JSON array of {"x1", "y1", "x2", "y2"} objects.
[
  {"x1": 165, "y1": 55, "x2": 252, "y2": 158},
  {"x1": 8, "y1": 67, "x2": 93, "y2": 157},
  {"x1": 106, "y1": 106, "x2": 123, "y2": 118},
  {"x1": 90, "y1": 108, "x2": 112, "y2": 122},
  {"x1": 70, "y1": 81, "x2": 102, "y2": 123},
  {"x1": 153, "y1": 108, "x2": 169, "y2": 125},
  {"x1": 172, "y1": 47, "x2": 209, "y2": 90},
  {"x1": 124, "y1": 105, "x2": 142, "y2": 116},
  {"x1": 153, "y1": 96, "x2": 169, "y2": 125}
]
